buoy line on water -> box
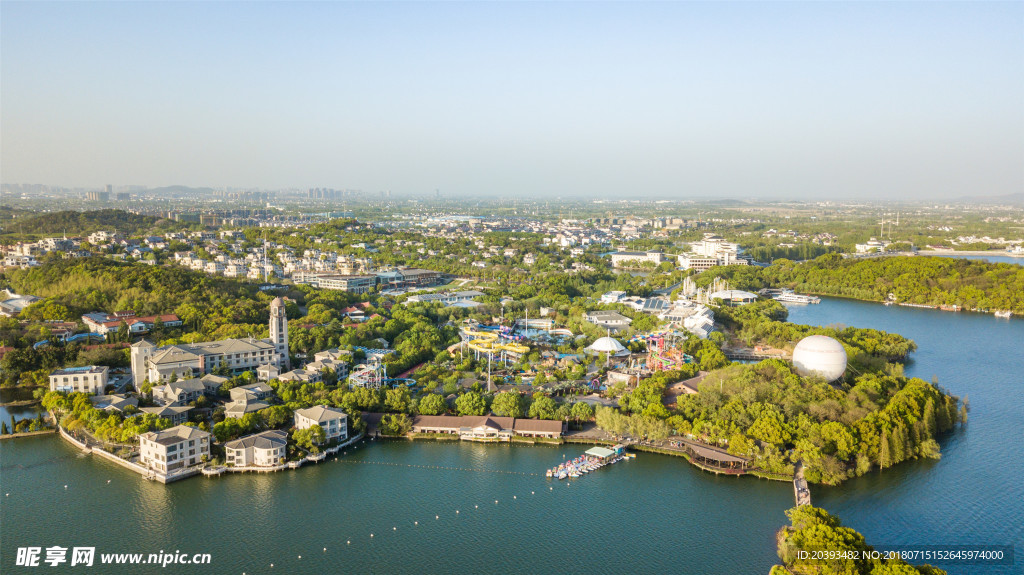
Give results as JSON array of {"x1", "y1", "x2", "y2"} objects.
[
  {"x1": 245, "y1": 473, "x2": 583, "y2": 573},
  {"x1": 336, "y1": 459, "x2": 540, "y2": 476}
]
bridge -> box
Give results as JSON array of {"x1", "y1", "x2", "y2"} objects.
[{"x1": 793, "y1": 461, "x2": 812, "y2": 506}]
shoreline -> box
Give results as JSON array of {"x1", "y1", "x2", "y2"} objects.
[
  {"x1": 53, "y1": 417, "x2": 369, "y2": 484},
  {"x1": 0, "y1": 398, "x2": 42, "y2": 408},
  {"x1": 0, "y1": 428, "x2": 56, "y2": 441},
  {"x1": 918, "y1": 249, "x2": 1023, "y2": 258},
  {"x1": 789, "y1": 290, "x2": 1019, "y2": 316}
]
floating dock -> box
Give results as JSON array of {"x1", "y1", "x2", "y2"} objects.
[{"x1": 545, "y1": 445, "x2": 634, "y2": 479}]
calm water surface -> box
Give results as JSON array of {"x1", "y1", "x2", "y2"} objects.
[
  {"x1": 925, "y1": 253, "x2": 1023, "y2": 265},
  {"x1": 1, "y1": 297, "x2": 1021, "y2": 574},
  {"x1": 785, "y1": 297, "x2": 1024, "y2": 575}
]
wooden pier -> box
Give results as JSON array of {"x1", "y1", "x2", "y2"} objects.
[{"x1": 793, "y1": 461, "x2": 811, "y2": 506}]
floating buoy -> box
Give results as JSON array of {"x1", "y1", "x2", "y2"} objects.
[
  {"x1": 456, "y1": 510, "x2": 459, "y2": 514},
  {"x1": 531, "y1": 491, "x2": 535, "y2": 495},
  {"x1": 107, "y1": 480, "x2": 111, "y2": 484},
  {"x1": 347, "y1": 541, "x2": 350, "y2": 545},
  {"x1": 323, "y1": 548, "x2": 327, "y2": 552},
  {"x1": 495, "y1": 500, "x2": 498, "y2": 504},
  {"x1": 64, "y1": 485, "x2": 68, "y2": 489},
  {"x1": 298, "y1": 555, "x2": 302, "y2": 560},
  {"x1": 393, "y1": 527, "x2": 396, "y2": 531},
  {"x1": 370, "y1": 534, "x2": 374, "y2": 538},
  {"x1": 414, "y1": 521, "x2": 418, "y2": 525},
  {"x1": 475, "y1": 505, "x2": 478, "y2": 508},
  {"x1": 513, "y1": 496, "x2": 517, "y2": 499},
  {"x1": 435, "y1": 515, "x2": 439, "y2": 519}
]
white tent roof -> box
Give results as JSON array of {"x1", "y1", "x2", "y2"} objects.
[{"x1": 585, "y1": 336, "x2": 627, "y2": 354}]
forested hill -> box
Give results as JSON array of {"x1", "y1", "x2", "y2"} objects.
[
  {"x1": 0, "y1": 209, "x2": 182, "y2": 238},
  {"x1": 759, "y1": 254, "x2": 1024, "y2": 313}
]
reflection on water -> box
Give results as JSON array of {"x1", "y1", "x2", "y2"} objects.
[
  {"x1": 0, "y1": 296, "x2": 1020, "y2": 574},
  {"x1": 785, "y1": 296, "x2": 1024, "y2": 573}
]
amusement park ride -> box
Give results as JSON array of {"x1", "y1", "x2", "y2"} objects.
[
  {"x1": 627, "y1": 330, "x2": 695, "y2": 372},
  {"x1": 347, "y1": 347, "x2": 416, "y2": 389},
  {"x1": 347, "y1": 359, "x2": 418, "y2": 389},
  {"x1": 458, "y1": 326, "x2": 530, "y2": 364}
]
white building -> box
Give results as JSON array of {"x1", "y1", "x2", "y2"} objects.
[
  {"x1": 855, "y1": 238, "x2": 891, "y2": 253},
  {"x1": 138, "y1": 425, "x2": 211, "y2": 476},
  {"x1": 709, "y1": 289, "x2": 758, "y2": 306},
  {"x1": 269, "y1": 297, "x2": 290, "y2": 371},
  {"x1": 151, "y1": 378, "x2": 206, "y2": 406},
  {"x1": 130, "y1": 299, "x2": 287, "y2": 387},
  {"x1": 139, "y1": 405, "x2": 192, "y2": 426},
  {"x1": 689, "y1": 235, "x2": 739, "y2": 258},
  {"x1": 600, "y1": 291, "x2": 627, "y2": 304},
  {"x1": 677, "y1": 255, "x2": 720, "y2": 271},
  {"x1": 294, "y1": 405, "x2": 348, "y2": 443},
  {"x1": 224, "y1": 430, "x2": 288, "y2": 467},
  {"x1": 583, "y1": 310, "x2": 633, "y2": 332},
  {"x1": 49, "y1": 366, "x2": 109, "y2": 395},
  {"x1": 610, "y1": 251, "x2": 666, "y2": 267}
]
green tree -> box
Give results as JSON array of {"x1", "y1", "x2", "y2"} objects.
[
  {"x1": 570, "y1": 401, "x2": 594, "y2": 425},
  {"x1": 384, "y1": 387, "x2": 412, "y2": 413},
  {"x1": 879, "y1": 428, "x2": 892, "y2": 469},
  {"x1": 455, "y1": 392, "x2": 486, "y2": 416},
  {"x1": 491, "y1": 391, "x2": 524, "y2": 417},
  {"x1": 528, "y1": 395, "x2": 557, "y2": 420},
  {"x1": 747, "y1": 411, "x2": 790, "y2": 447},
  {"x1": 923, "y1": 398, "x2": 936, "y2": 438},
  {"x1": 776, "y1": 505, "x2": 947, "y2": 575},
  {"x1": 260, "y1": 405, "x2": 291, "y2": 428},
  {"x1": 418, "y1": 393, "x2": 446, "y2": 415},
  {"x1": 379, "y1": 413, "x2": 412, "y2": 436}
]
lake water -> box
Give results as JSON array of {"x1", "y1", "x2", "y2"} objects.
[
  {"x1": 2, "y1": 297, "x2": 1021, "y2": 574},
  {"x1": 784, "y1": 297, "x2": 1024, "y2": 574},
  {"x1": 0, "y1": 387, "x2": 42, "y2": 428},
  {"x1": 925, "y1": 253, "x2": 1023, "y2": 265}
]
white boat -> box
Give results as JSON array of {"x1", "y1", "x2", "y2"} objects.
[
  {"x1": 995, "y1": 310, "x2": 1012, "y2": 318},
  {"x1": 774, "y1": 291, "x2": 820, "y2": 304}
]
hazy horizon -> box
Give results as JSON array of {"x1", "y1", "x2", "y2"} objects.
[{"x1": 2, "y1": 2, "x2": 1022, "y2": 200}]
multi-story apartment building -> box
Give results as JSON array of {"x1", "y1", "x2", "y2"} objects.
[
  {"x1": 138, "y1": 425, "x2": 211, "y2": 476},
  {"x1": 49, "y1": 366, "x2": 109, "y2": 395}
]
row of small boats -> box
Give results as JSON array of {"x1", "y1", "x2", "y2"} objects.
[{"x1": 545, "y1": 452, "x2": 635, "y2": 479}]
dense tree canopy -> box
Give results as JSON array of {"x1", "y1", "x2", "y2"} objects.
[
  {"x1": 763, "y1": 254, "x2": 1024, "y2": 313},
  {"x1": 774, "y1": 506, "x2": 946, "y2": 575}
]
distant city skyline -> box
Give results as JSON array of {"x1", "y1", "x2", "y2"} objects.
[{"x1": 2, "y1": 2, "x2": 1021, "y2": 200}]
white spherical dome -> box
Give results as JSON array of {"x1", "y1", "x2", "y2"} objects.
[
  {"x1": 586, "y1": 336, "x2": 626, "y2": 354},
  {"x1": 792, "y1": 335, "x2": 847, "y2": 381}
]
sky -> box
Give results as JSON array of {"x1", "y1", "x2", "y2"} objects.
[{"x1": 1, "y1": 1, "x2": 1022, "y2": 200}]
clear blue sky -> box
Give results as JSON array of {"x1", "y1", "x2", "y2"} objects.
[{"x1": 2, "y1": 1, "x2": 1021, "y2": 200}]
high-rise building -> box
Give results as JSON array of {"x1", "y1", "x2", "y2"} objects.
[{"x1": 269, "y1": 297, "x2": 290, "y2": 371}]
